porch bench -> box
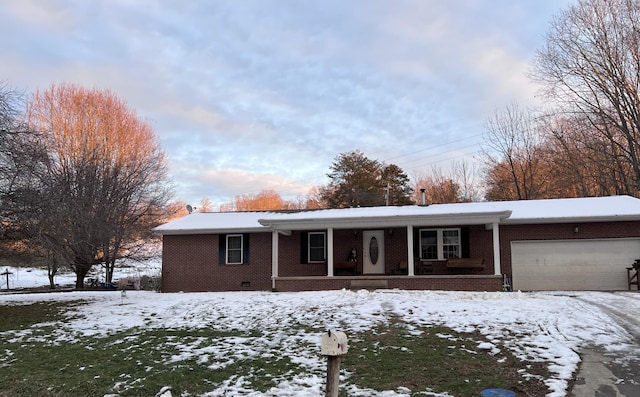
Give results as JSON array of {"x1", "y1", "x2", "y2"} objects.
[
  {"x1": 446, "y1": 258, "x2": 485, "y2": 269},
  {"x1": 334, "y1": 261, "x2": 357, "y2": 275}
]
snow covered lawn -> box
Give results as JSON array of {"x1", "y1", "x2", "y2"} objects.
[{"x1": 1, "y1": 288, "x2": 639, "y2": 397}]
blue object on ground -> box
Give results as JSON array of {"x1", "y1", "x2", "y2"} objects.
[
  {"x1": 480, "y1": 389, "x2": 516, "y2": 397},
  {"x1": 99, "y1": 282, "x2": 117, "y2": 290}
]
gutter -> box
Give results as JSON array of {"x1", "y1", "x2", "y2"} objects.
[{"x1": 259, "y1": 210, "x2": 512, "y2": 230}]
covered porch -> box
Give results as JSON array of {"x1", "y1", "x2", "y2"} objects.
[{"x1": 259, "y1": 207, "x2": 512, "y2": 291}]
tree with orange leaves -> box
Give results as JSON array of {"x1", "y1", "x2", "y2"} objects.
[{"x1": 20, "y1": 83, "x2": 171, "y2": 288}]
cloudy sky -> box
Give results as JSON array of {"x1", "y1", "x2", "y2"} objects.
[{"x1": 0, "y1": 0, "x2": 572, "y2": 208}]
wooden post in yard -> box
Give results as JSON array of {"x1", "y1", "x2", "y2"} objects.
[
  {"x1": 321, "y1": 330, "x2": 348, "y2": 397},
  {"x1": 325, "y1": 355, "x2": 342, "y2": 397},
  {"x1": 1, "y1": 269, "x2": 12, "y2": 290}
]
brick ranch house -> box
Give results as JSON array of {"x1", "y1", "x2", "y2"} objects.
[{"x1": 153, "y1": 195, "x2": 640, "y2": 292}]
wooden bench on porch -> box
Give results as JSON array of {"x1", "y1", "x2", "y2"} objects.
[
  {"x1": 446, "y1": 258, "x2": 485, "y2": 270},
  {"x1": 334, "y1": 261, "x2": 357, "y2": 276}
]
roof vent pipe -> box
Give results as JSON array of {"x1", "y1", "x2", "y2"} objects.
[{"x1": 419, "y1": 188, "x2": 427, "y2": 206}]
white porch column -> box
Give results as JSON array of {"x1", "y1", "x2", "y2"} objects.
[
  {"x1": 271, "y1": 230, "x2": 279, "y2": 289},
  {"x1": 407, "y1": 225, "x2": 415, "y2": 276},
  {"x1": 327, "y1": 227, "x2": 334, "y2": 277},
  {"x1": 492, "y1": 221, "x2": 501, "y2": 275}
]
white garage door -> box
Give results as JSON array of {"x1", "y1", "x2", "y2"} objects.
[{"x1": 511, "y1": 238, "x2": 640, "y2": 291}]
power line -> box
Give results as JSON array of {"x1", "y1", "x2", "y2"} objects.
[{"x1": 198, "y1": 133, "x2": 487, "y2": 204}]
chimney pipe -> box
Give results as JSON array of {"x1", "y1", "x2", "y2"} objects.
[{"x1": 419, "y1": 189, "x2": 427, "y2": 206}]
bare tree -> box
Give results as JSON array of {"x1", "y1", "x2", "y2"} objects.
[
  {"x1": 25, "y1": 83, "x2": 171, "y2": 288},
  {"x1": 481, "y1": 103, "x2": 550, "y2": 200},
  {"x1": 534, "y1": 0, "x2": 640, "y2": 195},
  {"x1": 304, "y1": 186, "x2": 325, "y2": 209},
  {"x1": 541, "y1": 114, "x2": 631, "y2": 197},
  {"x1": 414, "y1": 168, "x2": 461, "y2": 204},
  {"x1": 0, "y1": 83, "x2": 66, "y2": 288},
  {"x1": 163, "y1": 199, "x2": 190, "y2": 220},
  {"x1": 220, "y1": 190, "x2": 285, "y2": 211},
  {"x1": 199, "y1": 197, "x2": 214, "y2": 212},
  {"x1": 0, "y1": 82, "x2": 31, "y2": 201},
  {"x1": 451, "y1": 160, "x2": 482, "y2": 202}
]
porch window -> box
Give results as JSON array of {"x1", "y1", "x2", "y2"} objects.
[
  {"x1": 308, "y1": 232, "x2": 326, "y2": 262},
  {"x1": 419, "y1": 228, "x2": 461, "y2": 260},
  {"x1": 226, "y1": 234, "x2": 243, "y2": 264},
  {"x1": 442, "y1": 229, "x2": 460, "y2": 258}
]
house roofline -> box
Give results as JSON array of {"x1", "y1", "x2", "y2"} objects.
[
  {"x1": 153, "y1": 227, "x2": 269, "y2": 236},
  {"x1": 503, "y1": 214, "x2": 640, "y2": 225},
  {"x1": 259, "y1": 211, "x2": 513, "y2": 230}
]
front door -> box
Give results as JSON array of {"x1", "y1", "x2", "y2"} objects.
[{"x1": 363, "y1": 230, "x2": 385, "y2": 274}]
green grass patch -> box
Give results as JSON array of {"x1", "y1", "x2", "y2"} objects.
[
  {"x1": 343, "y1": 320, "x2": 550, "y2": 396},
  {"x1": 0, "y1": 324, "x2": 308, "y2": 397},
  {"x1": 0, "y1": 301, "x2": 551, "y2": 397},
  {"x1": 0, "y1": 301, "x2": 72, "y2": 332}
]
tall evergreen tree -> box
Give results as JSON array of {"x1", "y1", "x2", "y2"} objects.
[{"x1": 320, "y1": 150, "x2": 413, "y2": 208}]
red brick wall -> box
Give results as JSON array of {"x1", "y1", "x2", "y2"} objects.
[
  {"x1": 384, "y1": 227, "x2": 408, "y2": 273},
  {"x1": 274, "y1": 276, "x2": 503, "y2": 292},
  {"x1": 499, "y1": 221, "x2": 640, "y2": 276},
  {"x1": 387, "y1": 276, "x2": 502, "y2": 291},
  {"x1": 161, "y1": 233, "x2": 272, "y2": 292},
  {"x1": 278, "y1": 231, "x2": 327, "y2": 276}
]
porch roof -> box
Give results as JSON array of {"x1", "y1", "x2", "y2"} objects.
[
  {"x1": 152, "y1": 195, "x2": 640, "y2": 235},
  {"x1": 258, "y1": 205, "x2": 511, "y2": 230}
]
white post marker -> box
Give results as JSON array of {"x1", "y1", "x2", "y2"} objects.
[{"x1": 321, "y1": 330, "x2": 348, "y2": 397}]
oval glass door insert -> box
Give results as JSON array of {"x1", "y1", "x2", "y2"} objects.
[{"x1": 369, "y1": 236, "x2": 379, "y2": 264}]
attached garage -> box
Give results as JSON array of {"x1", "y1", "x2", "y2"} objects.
[{"x1": 511, "y1": 238, "x2": 640, "y2": 291}]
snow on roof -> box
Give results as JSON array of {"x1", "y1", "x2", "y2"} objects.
[
  {"x1": 153, "y1": 196, "x2": 640, "y2": 234},
  {"x1": 498, "y1": 195, "x2": 640, "y2": 223},
  {"x1": 152, "y1": 211, "x2": 286, "y2": 235}
]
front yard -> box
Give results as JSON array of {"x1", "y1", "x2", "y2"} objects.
[{"x1": 0, "y1": 289, "x2": 637, "y2": 396}]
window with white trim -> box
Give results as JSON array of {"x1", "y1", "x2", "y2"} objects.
[
  {"x1": 419, "y1": 228, "x2": 461, "y2": 259},
  {"x1": 226, "y1": 234, "x2": 243, "y2": 264},
  {"x1": 308, "y1": 232, "x2": 326, "y2": 262}
]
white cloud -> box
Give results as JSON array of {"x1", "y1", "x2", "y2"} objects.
[{"x1": 0, "y1": 0, "x2": 573, "y2": 204}]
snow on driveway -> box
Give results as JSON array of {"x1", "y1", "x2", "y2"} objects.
[{"x1": 1, "y1": 288, "x2": 639, "y2": 396}]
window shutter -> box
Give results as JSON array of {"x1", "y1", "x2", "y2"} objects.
[
  {"x1": 300, "y1": 232, "x2": 308, "y2": 264},
  {"x1": 461, "y1": 227, "x2": 470, "y2": 258},
  {"x1": 243, "y1": 233, "x2": 250, "y2": 265},
  {"x1": 218, "y1": 234, "x2": 226, "y2": 265},
  {"x1": 413, "y1": 228, "x2": 420, "y2": 259}
]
